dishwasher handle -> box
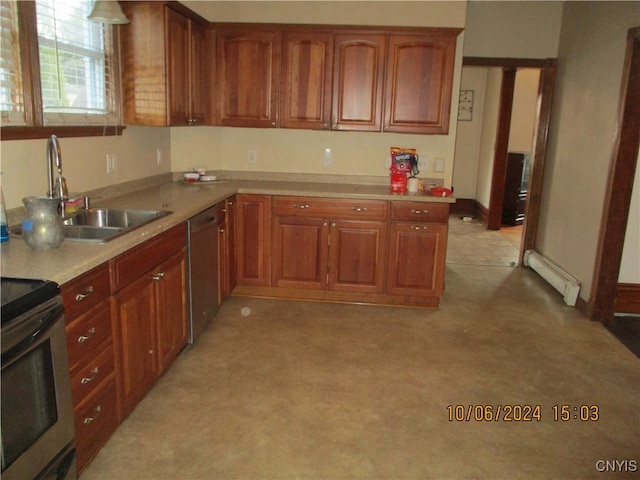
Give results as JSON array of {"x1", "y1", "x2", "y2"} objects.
[{"x1": 190, "y1": 215, "x2": 218, "y2": 233}]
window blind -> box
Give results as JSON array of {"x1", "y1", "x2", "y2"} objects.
[
  {"x1": 35, "y1": 0, "x2": 118, "y2": 125},
  {"x1": 0, "y1": 0, "x2": 26, "y2": 126}
]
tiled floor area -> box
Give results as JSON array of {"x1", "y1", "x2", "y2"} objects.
[{"x1": 80, "y1": 264, "x2": 639, "y2": 479}]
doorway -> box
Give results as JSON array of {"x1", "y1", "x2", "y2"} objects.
[{"x1": 452, "y1": 57, "x2": 557, "y2": 265}]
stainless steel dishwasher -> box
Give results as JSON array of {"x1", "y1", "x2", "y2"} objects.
[{"x1": 187, "y1": 204, "x2": 222, "y2": 343}]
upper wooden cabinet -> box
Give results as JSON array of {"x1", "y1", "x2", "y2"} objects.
[
  {"x1": 384, "y1": 32, "x2": 459, "y2": 134},
  {"x1": 332, "y1": 34, "x2": 386, "y2": 132},
  {"x1": 120, "y1": 2, "x2": 208, "y2": 126},
  {"x1": 280, "y1": 31, "x2": 333, "y2": 130},
  {"x1": 215, "y1": 28, "x2": 281, "y2": 128}
]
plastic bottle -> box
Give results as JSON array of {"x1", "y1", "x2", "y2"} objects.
[{"x1": 0, "y1": 183, "x2": 8, "y2": 242}]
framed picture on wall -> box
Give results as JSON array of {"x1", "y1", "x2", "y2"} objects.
[{"x1": 458, "y1": 90, "x2": 474, "y2": 121}]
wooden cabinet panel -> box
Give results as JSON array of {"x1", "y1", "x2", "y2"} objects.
[
  {"x1": 156, "y1": 251, "x2": 188, "y2": 373},
  {"x1": 273, "y1": 196, "x2": 388, "y2": 220},
  {"x1": 120, "y1": 3, "x2": 208, "y2": 126},
  {"x1": 219, "y1": 196, "x2": 237, "y2": 302},
  {"x1": 61, "y1": 263, "x2": 110, "y2": 320},
  {"x1": 73, "y1": 379, "x2": 118, "y2": 472},
  {"x1": 236, "y1": 194, "x2": 272, "y2": 286},
  {"x1": 332, "y1": 34, "x2": 386, "y2": 131},
  {"x1": 384, "y1": 32, "x2": 458, "y2": 134},
  {"x1": 387, "y1": 222, "x2": 447, "y2": 297},
  {"x1": 328, "y1": 220, "x2": 387, "y2": 293},
  {"x1": 66, "y1": 305, "x2": 112, "y2": 370},
  {"x1": 114, "y1": 274, "x2": 158, "y2": 417},
  {"x1": 216, "y1": 29, "x2": 280, "y2": 127},
  {"x1": 272, "y1": 216, "x2": 329, "y2": 289},
  {"x1": 390, "y1": 201, "x2": 449, "y2": 223},
  {"x1": 69, "y1": 341, "x2": 114, "y2": 407},
  {"x1": 111, "y1": 224, "x2": 186, "y2": 291},
  {"x1": 281, "y1": 32, "x2": 333, "y2": 130}
]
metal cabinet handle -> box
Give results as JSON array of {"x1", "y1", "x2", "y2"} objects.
[
  {"x1": 83, "y1": 405, "x2": 102, "y2": 424},
  {"x1": 410, "y1": 209, "x2": 429, "y2": 215},
  {"x1": 152, "y1": 272, "x2": 165, "y2": 281},
  {"x1": 75, "y1": 286, "x2": 94, "y2": 302},
  {"x1": 77, "y1": 327, "x2": 96, "y2": 343},
  {"x1": 292, "y1": 204, "x2": 310, "y2": 209},
  {"x1": 410, "y1": 225, "x2": 428, "y2": 230},
  {"x1": 80, "y1": 367, "x2": 99, "y2": 385},
  {"x1": 227, "y1": 201, "x2": 233, "y2": 206},
  {"x1": 351, "y1": 207, "x2": 368, "y2": 212},
  {"x1": 219, "y1": 227, "x2": 225, "y2": 233}
]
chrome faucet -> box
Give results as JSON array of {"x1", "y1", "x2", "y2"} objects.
[{"x1": 46, "y1": 135, "x2": 68, "y2": 216}]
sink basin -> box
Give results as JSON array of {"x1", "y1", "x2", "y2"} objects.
[{"x1": 12, "y1": 208, "x2": 172, "y2": 243}]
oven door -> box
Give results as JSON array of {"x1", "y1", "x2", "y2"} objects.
[{"x1": 1, "y1": 296, "x2": 76, "y2": 480}]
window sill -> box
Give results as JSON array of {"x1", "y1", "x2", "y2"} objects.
[{"x1": 1, "y1": 125, "x2": 126, "y2": 141}]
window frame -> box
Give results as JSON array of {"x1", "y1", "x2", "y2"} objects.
[{"x1": 1, "y1": 0, "x2": 125, "y2": 140}]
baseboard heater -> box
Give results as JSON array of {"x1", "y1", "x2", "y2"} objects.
[{"x1": 523, "y1": 250, "x2": 581, "y2": 306}]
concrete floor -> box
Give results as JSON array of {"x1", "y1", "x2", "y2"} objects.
[{"x1": 81, "y1": 264, "x2": 639, "y2": 480}]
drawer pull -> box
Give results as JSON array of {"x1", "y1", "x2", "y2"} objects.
[
  {"x1": 80, "y1": 367, "x2": 99, "y2": 385},
  {"x1": 351, "y1": 207, "x2": 368, "y2": 212},
  {"x1": 410, "y1": 225, "x2": 428, "y2": 231},
  {"x1": 75, "y1": 286, "x2": 94, "y2": 302},
  {"x1": 292, "y1": 203, "x2": 310, "y2": 209},
  {"x1": 152, "y1": 272, "x2": 165, "y2": 281},
  {"x1": 83, "y1": 405, "x2": 102, "y2": 424},
  {"x1": 77, "y1": 327, "x2": 96, "y2": 343},
  {"x1": 410, "y1": 209, "x2": 429, "y2": 215}
]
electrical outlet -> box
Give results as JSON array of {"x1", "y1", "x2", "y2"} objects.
[
  {"x1": 247, "y1": 150, "x2": 257, "y2": 164},
  {"x1": 106, "y1": 154, "x2": 117, "y2": 174},
  {"x1": 324, "y1": 148, "x2": 332, "y2": 166},
  {"x1": 419, "y1": 156, "x2": 430, "y2": 171},
  {"x1": 434, "y1": 157, "x2": 445, "y2": 173},
  {"x1": 156, "y1": 148, "x2": 162, "y2": 165}
]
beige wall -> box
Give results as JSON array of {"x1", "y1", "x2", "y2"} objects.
[
  {"x1": 1, "y1": 127, "x2": 171, "y2": 209},
  {"x1": 463, "y1": 1, "x2": 563, "y2": 58},
  {"x1": 619, "y1": 151, "x2": 640, "y2": 284},
  {"x1": 537, "y1": 1, "x2": 639, "y2": 300},
  {"x1": 508, "y1": 69, "x2": 540, "y2": 153}
]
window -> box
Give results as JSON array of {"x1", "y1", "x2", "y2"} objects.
[{"x1": 0, "y1": 0, "x2": 122, "y2": 138}]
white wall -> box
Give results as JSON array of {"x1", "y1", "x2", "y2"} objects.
[
  {"x1": 537, "y1": 1, "x2": 640, "y2": 300},
  {"x1": 508, "y1": 69, "x2": 540, "y2": 153}
]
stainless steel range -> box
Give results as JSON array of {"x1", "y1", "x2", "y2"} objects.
[{"x1": 1, "y1": 278, "x2": 76, "y2": 480}]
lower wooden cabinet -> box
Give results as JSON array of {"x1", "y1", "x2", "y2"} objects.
[
  {"x1": 237, "y1": 194, "x2": 449, "y2": 306},
  {"x1": 61, "y1": 263, "x2": 117, "y2": 475},
  {"x1": 112, "y1": 224, "x2": 188, "y2": 418}
]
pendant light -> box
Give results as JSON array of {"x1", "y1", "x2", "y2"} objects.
[{"x1": 88, "y1": 0, "x2": 129, "y2": 24}]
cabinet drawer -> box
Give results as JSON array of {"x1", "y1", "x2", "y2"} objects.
[
  {"x1": 273, "y1": 196, "x2": 388, "y2": 220},
  {"x1": 70, "y1": 341, "x2": 115, "y2": 407},
  {"x1": 111, "y1": 223, "x2": 187, "y2": 291},
  {"x1": 61, "y1": 263, "x2": 111, "y2": 320},
  {"x1": 390, "y1": 201, "x2": 449, "y2": 223},
  {"x1": 74, "y1": 379, "x2": 118, "y2": 472},
  {"x1": 66, "y1": 303, "x2": 112, "y2": 368}
]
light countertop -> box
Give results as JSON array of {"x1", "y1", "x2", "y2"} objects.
[{"x1": 1, "y1": 178, "x2": 455, "y2": 285}]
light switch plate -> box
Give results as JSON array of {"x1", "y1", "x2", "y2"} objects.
[{"x1": 434, "y1": 157, "x2": 445, "y2": 173}]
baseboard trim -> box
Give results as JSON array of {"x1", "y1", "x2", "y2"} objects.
[
  {"x1": 450, "y1": 198, "x2": 474, "y2": 216},
  {"x1": 616, "y1": 283, "x2": 640, "y2": 314},
  {"x1": 474, "y1": 201, "x2": 489, "y2": 225}
]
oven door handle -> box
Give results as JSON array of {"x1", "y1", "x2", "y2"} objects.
[{"x1": 1, "y1": 302, "x2": 64, "y2": 365}]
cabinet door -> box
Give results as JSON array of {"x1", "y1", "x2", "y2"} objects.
[
  {"x1": 281, "y1": 32, "x2": 333, "y2": 130},
  {"x1": 156, "y1": 251, "x2": 188, "y2": 374},
  {"x1": 384, "y1": 32, "x2": 458, "y2": 134},
  {"x1": 219, "y1": 196, "x2": 237, "y2": 302},
  {"x1": 189, "y1": 19, "x2": 207, "y2": 125},
  {"x1": 114, "y1": 274, "x2": 158, "y2": 417},
  {"x1": 166, "y1": 7, "x2": 190, "y2": 126},
  {"x1": 387, "y1": 222, "x2": 447, "y2": 296},
  {"x1": 236, "y1": 195, "x2": 272, "y2": 286},
  {"x1": 216, "y1": 29, "x2": 280, "y2": 127},
  {"x1": 328, "y1": 220, "x2": 387, "y2": 293},
  {"x1": 272, "y1": 216, "x2": 330, "y2": 289},
  {"x1": 332, "y1": 34, "x2": 386, "y2": 131}
]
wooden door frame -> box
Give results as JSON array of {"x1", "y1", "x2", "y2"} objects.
[
  {"x1": 463, "y1": 57, "x2": 558, "y2": 263},
  {"x1": 589, "y1": 27, "x2": 640, "y2": 321}
]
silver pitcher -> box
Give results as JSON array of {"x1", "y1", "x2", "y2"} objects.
[{"x1": 21, "y1": 196, "x2": 65, "y2": 250}]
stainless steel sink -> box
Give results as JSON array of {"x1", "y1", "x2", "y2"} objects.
[{"x1": 12, "y1": 208, "x2": 172, "y2": 243}]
